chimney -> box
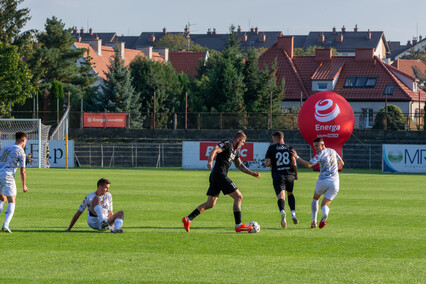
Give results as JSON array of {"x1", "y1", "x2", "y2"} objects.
[
  {"x1": 255, "y1": 26, "x2": 259, "y2": 34},
  {"x1": 207, "y1": 28, "x2": 211, "y2": 35},
  {"x1": 355, "y1": 48, "x2": 374, "y2": 61},
  {"x1": 420, "y1": 35, "x2": 423, "y2": 41},
  {"x1": 336, "y1": 33, "x2": 343, "y2": 43},
  {"x1": 163, "y1": 27, "x2": 167, "y2": 35},
  {"x1": 157, "y1": 48, "x2": 169, "y2": 63},
  {"x1": 213, "y1": 28, "x2": 217, "y2": 35},
  {"x1": 332, "y1": 26, "x2": 337, "y2": 34},
  {"x1": 148, "y1": 33, "x2": 156, "y2": 43},
  {"x1": 141, "y1": 47, "x2": 153, "y2": 60},
  {"x1": 89, "y1": 28, "x2": 93, "y2": 35},
  {"x1": 73, "y1": 27, "x2": 78, "y2": 34},
  {"x1": 341, "y1": 25, "x2": 346, "y2": 33},
  {"x1": 184, "y1": 25, "x2": 189, "y2": 33},
  {"x1": 366, "y1": 29, "x2": 371, "y2": 40},
  {"x1": 241, "y1": 33, "x2": 248, "y2": 42},
  {"x1": 315, "y1": 49, "x2": 332, "y2": 61},
  {"x1": 77, "y1": 36, "x2": 82, "y2": 43},
  {"x1": 354, "y1": 24, "x2": 359, "y2": 32},
  {"x1": 80, "y1": 27, "x2": 85, "y2": 34},
  {"x1": 412, "y1": 37, "x2": 418, "y2": 45},
  {"x1": 258, "y1": 33, "x2": 266, "y2": 42},
  {"x1": 277, "y1": 36, "x2": 294, "y2": 58},
  {"x1": 251, "y1": 27, "x2": 255, "y2": 33},
  {"x1": 117, "y1": 42, "x2": 125, "y2": 59},
  {"x1": 407, "y1": 40, "x2": 412, "y2": 46},
  {"x1": 90, "y1": 38, "x2": 102, "y2": 56},
  {"x1": 279, "y1": 31, "x2": 283, "y2": 37},
  {"x1": 317, "y1": 33, "x2": 325, "y2": 43},
  {"x1": 237, "y1": 25, "x2": 242, "y2": 33}
]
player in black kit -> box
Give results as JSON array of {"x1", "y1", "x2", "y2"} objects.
[
  {"x1": 265, "y1": 131, "x2": 298, "y2": 228},
  {"x1": 182, "y1": 131, "x2": 261, "y2": 233}
]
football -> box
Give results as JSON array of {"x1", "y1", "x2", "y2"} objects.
[{"x1": 248, "y1": 221, "x2": 260, "y2": 233}]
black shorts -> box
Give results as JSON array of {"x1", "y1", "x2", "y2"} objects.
[
  {"x1": 206, "y1": 173, "x2": 238, "y2": 197},
  {"x1": 272, "y1": 173, "x2": 295, "y2": 196}
]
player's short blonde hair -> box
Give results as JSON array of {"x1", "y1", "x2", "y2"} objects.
[
  {"x1": 272, "y1": 131, "x2": 284, "y2": 140},
  {"x1": 233, "y1": 130, "x2": 247, "y2": 141}
]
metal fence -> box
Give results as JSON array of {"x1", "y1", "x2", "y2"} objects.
[
  {"x1": 9, "y1": 110, "x2": 425, "y2": 130},
  {"x1": 74, "y1": 142, "x2": 383, "y2": 169}
]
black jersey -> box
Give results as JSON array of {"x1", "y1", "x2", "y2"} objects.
[
  {"x1": 211, "y1": 140, "x2": 239, "y2": 176},
  {"x1": 265, "y1": 143, "x2": 296, "y2": 176}
]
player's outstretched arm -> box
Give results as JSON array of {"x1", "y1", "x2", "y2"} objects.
[
  {"x1": 234, "y1": 158, "x2": 261, "y2": 178},
  {"x1": 65, "y1": 210, "x2": 83, "y2": 231},
  {"x1": 20, "y1": 167, "x2": 28, "y2": 193},
  {"x1": 290, "y1": 149, "x2": 314, "y2": 168},
  {"x1": 207, "y1": 145, "x2": 223, "y2": 169}
]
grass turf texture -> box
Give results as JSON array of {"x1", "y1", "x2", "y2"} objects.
[{"x1": 0, "y1": 168, "x2": 424, "y2": 283}]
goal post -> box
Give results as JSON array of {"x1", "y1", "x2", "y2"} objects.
[{"x1": 0, "y1": 119, "x2": 51, "y2": 168}]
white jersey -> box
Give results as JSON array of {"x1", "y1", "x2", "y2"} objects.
[
  {"x1": 310, "y1": 148, "x2": 341, "y2": 181},
  {"x1": 0, "y1": 144, "x2": 26, "y2": 179},
  {"x1": 78, "y1": 192, "x2": 113, "y2": 220}
]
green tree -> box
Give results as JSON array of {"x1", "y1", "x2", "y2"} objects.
[
  {"x1": 401, "y1": 46, "x2": 426, "y2": 61},
  {"x1": 93, "y1": 49, "x2": 141, "y2": 128},
  {"x1": 0, "y1": 42, "x2": 34, "y2": 116},
  {"x1": 29, "y1": 17, "x2": 96, "y2": 116},
  {"x1": 154, "y1": 33, "x2": 206, "y2": 52},
  {"x1": 373, "y1": 105, "x2": 407, "y2": 130},
  {"x1": 0, "y1": 0, "x2": 30, "y2": 45}
]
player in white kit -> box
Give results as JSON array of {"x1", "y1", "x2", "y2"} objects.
[
  {"x1": 0, "y1": 132, "x2": 28, "y2": 233},
  {"x1": 66, "y1": 178, "x2": 124, "y2": 233},
  {"x1": 291, "y1": 138, "x2": 344, "y2": 229}
]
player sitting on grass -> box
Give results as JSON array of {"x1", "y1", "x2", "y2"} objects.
[
  {"x1": 66, "y1": 178, "x2": 124, "y2": 233},
  {"x1": 0, "y1": 132, "x2": 28, "y2": 233},
  {"x1": 291, "y1": 138, "x2": 344, "y2": 229},
  {"x1": 182, "y1": 131, "x2": 261, "y2": 233}
]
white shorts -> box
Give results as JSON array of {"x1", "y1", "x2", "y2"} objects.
[
  {"x1": 315, "y1": 178, "x2": 339, "y2": 201},
  {"x1": 0, "y1": 177, "x2": 17, "y2": 197},
  {"x1": 87, "y1": 216, "x2": 109, "y2": 231}
]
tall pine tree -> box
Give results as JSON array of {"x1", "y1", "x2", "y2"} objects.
[{"x1": 93, "y1": 48, "x2": 141, "y2": 128}]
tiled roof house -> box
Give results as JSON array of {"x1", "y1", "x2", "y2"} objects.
[
  {"x1": 259, "y1": 36, "x2": 426, "y2": 129},
  {"x1": 72, "y1": 40, "x2": 164, "y2": 86},
  {"x1": 391, "y1": 59, "x2": 426, "y2": 84},
  {"x1": 168, "y1": 51, "x2": 209, "y2": 77}
]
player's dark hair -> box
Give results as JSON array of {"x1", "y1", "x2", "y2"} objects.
[
  {"x1": 272, "y1": 131, "x2": 284, "y2": 140},
  {"x1": 233, "y1": 130, "x2": 247, "y2": 140},
  {"x1": 97, "y1": 178, "x2": 111, "y2": 187},
  {"x1": 313, "y1": 137, "x2": 324, "y2": 143},
  {"x1": 15, "y1": 132, "x2": 28, "y2": 141}
]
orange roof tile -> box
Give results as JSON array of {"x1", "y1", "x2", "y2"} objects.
[
  {"x1": 391, "y1": 59, "x2": 426, "y2": 78},
  {"x1": 259, "y1": 41, "x2": 426, "y2": 102},
  {"x1": 73, "y1": 42, "x2": 164, "y2": 80},
  {"x1": 169, "y1": 51, "x2": 206, "y2": 77}
]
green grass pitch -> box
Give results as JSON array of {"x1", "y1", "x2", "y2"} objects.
[{"x1": 0, "y1": 168, "x2": 424, "y2": 283}]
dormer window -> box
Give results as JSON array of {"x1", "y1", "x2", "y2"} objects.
[{"x1": 383, "y1": 85, "x2": 395, "y2": 96}]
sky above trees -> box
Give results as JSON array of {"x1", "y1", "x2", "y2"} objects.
[{"x1": 22, "y1": 0, "x2": 425, "y2": 43}]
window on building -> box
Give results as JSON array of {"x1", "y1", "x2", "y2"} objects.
[
  {"x1": 365, "y1": 77, "x2": 377, "y2": 88},
  {"x1": 383, "y1": 85, "x2": 395, "y2": 96},
  {"x1": 344, "y1": 77, "x2": 357, "y2": 87},
  {"x1": 355, "y1": 77, "x2": 367, "y2": 87},
  {"x1": 318, "y1": 83, "x2": 328, "y2": 90},
  {"x1": 361, "y1": 108, "x2": 374, "y2": 128}
]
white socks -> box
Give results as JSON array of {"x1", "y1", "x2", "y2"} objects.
[
  {"x1": 114, "y1": 218, "x2": 123, "y2": 230},
  {"x1": 311, "y1": 199, "x2": 319, "y2": 223},
  {"x1": 4, "y1": 202, "x2": 15, "y2": 227},
  {"x1": 291, "y1": 210, "x2": 296, "y2": 217},
  {"x1": 321, "y1": 206, "x2": 330, "y2": 221},
  {"x1": 94, "y1": 205, "x2": 105, "y2": 222},
  {"x1": 0, "y1": 201, "x2": 4, "y2": 215}
]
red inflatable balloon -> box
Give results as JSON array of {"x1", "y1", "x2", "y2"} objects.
[{"x1": 298, "y1": 91, "x2": 354, "y2": 171}]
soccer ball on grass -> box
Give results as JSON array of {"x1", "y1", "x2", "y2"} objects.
[{"x1": 248, "y1": 221, "x2": 260, "y2": 233}]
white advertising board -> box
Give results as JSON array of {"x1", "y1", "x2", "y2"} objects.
[
  {"x1": 182, "y1": 141, "x2": 269, "y2": 171},
  {"x1": 1, "y1": 140, "x2": 74, "y2": 168},
  {"x1": 382, "y1": 144, "x2": 426, "y2": 173}
]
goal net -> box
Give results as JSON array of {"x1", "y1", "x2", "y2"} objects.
[{"x1": 0, "y1": 119, "x2": 51, "y2": 168}]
